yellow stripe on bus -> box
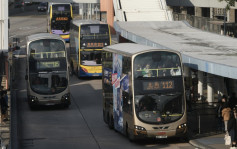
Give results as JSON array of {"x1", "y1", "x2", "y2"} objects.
[{"x1": 161, "y1": 114, "x2": 183, "y2": 117}]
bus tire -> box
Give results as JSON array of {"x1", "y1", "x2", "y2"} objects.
[
  {"x1": 76, "y1": 67, "x2": 80, "y2": 78},
  {"x1": 69, "y1": 62, "x2": 74, "y2": 76},
  {"x1": 29, "y1": 104, "x2": 37, "y2": 110},
  {"x1": 63, "y1": 104, "x2": 70, "y2": 109},
  {"x1": 108, "y1": 115, "x2": 114, "y2": 129},
  {"x1": 126, "y1": 123, "x2": 135, "y2": 142},
  {"x1": 103, "y1": 110, "x2": 107, "y2": 123},
  {"x1": 180, "y1": 132, "x2": 189, "y2": 143}
]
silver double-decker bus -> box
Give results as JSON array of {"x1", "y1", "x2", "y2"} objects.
[
  {"x1": 102, "y1": 43, "x2": 187, "y2": 140},
  {"x1": 25, "y1": 33, "x2": 70, "y2": 108}
]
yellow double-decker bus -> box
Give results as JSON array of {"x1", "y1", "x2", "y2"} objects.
[
  {"x1": 69, "y1": 20, "x2": 111, "y2": 77},
  {"x1": 47, "y1": 3, "x2": 73, "y2": 42},
  {"x1": 102, "y1": 43, "x2": 187, "y2": 141}
]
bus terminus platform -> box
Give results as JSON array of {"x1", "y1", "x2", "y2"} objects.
[{"x1": 114, "y1": 20, "x2": 237, "y2": 103}]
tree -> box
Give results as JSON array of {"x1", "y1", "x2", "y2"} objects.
[
  {"x1": 219, "y1": 0, "x2": 235, "y2": 10},
  {"x1": 218, "y1": 0, "x2": 236, "y2": 35}
]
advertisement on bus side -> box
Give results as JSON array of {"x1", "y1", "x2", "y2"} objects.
[{"x1": 112, "y1": 53, "x2": 123, "y2": 132}]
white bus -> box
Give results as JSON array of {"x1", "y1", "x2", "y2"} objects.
[
  {"x1": 102, "y1": 43, "x2": 187, "y2": 140},
  {"x1": 25, "y1": 33, "x2": 70, "y2": 108}
]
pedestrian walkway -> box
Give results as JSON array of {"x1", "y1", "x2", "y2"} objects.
[
  {"x1": 186, "y1": 102, "x2": 229, "y2": 149},
  {"x1": 190, "y1": 133, "x2": 228, "y2": 149}
]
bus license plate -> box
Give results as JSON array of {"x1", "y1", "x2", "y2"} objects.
[
  {"x1": 45, "y1": 103, "x2": 55, "y2": 106},
  {"x1": 156, "y1": 136, "x2": 167, "y2": 139}
]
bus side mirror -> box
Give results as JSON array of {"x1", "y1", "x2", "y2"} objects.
[{"x1": 25, "y1": 75, "x2": 28, "y2": 80}]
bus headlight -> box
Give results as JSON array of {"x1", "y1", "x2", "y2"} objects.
[
  {"x1": 104, "y1": 42, "x2": 108, "y2": 46},
  {"x1": 135, "y1": 125, "x2": 146, "y2": 131},
  {"x1": 29, "y1": 95, "x2": 38, "y2": 103},
  {"x1": 134, "y1": 125, "x2": 147, "y2": 136},
  {"x1": 176, "y1": 123, "x2": 187, "y2": 135},
  {"x1": 62, "y1": 93, "x2": 70, "y2": 101},
  {"x1": 177, "y1": 123, "x2": 187, "y2": 129}
]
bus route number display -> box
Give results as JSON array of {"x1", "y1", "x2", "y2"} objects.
[
  {"x1": 37, "y1": 61, "x2": 60, "y2": 69},
  {"x1": 56, "y1": 17, "x2": 68, "y2": 21},
  {"x1": 87, "y1": 43, "x2": 104, "y2": 48},
  {"x1": 143, "y1": 80, "x2": 174, "y2": 91}
]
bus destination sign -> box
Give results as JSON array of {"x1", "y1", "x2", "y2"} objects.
[
  {"x1": 87, "y1": 43, "x2": 104, "y2": 48},
  {"x1": 143, "y1": 80, "x2": 174, "y2": 91},
  {"x1": 56, "y1": 17, "x2": 68, "y2": 21},
  {"x1": 37, "y1": 61, "x2": 60, "y2": 69}
]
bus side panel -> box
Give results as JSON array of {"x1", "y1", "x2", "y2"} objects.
[
  {"x1": 112, "y1": 53, "x2": 124, "y2": 133},
  {"x1": 122, "y1": 56, "x2": 133, "y2": 135},
  {"x1": 102, "y1": 51, "x2": 113, "y2": 125}
]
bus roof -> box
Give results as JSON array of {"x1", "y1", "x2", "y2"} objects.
[
  {"x1": 103, "y1": 43, "x2": 178, "y2": 56},
  {"x1": 72, "y1": 19, "x2": 106, "y2": 27},
  {"x1": 26, "y1": 33, "x2": 64, "y2": 43}
]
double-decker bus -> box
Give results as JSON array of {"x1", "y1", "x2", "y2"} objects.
[
  {"x1": 102, "y1": 43, "x2": 187, "y2": 140},
  {"x1": 25, "y1": 33, "x2": 70, "y2": 108},
  {"x1": 69, "y1": 20, "x2": 111, "y2": 77},
  {"x1": 47, "y1": 3, "x2": 73, "y2": 42}
]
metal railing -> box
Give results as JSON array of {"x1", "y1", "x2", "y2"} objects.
[
  {"x1": 173, "y1": 13, "x2": 222, "y2": 35},
  {"x1": 173, "y1": 12, "x2": 237, "y2": 37},
  {"x1": 188, "y1": 102, "x2": 222, "y2": 134}
]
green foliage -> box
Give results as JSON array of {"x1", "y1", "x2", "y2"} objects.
[{"x1": 219, "y1": 0, "x2": 235, "y2": 10}]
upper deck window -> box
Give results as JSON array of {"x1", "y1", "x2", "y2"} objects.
[
  {"x1": 28, "y1": 39, "x2": 66, "y2": 72},
  {"x1": 52, "y1": 4, "x2": 70, "y2": 13},
  {"x1": 80, "y1": 24, "x2": 109, "y2": 40},
  {"x1": 29, "y1": 39, "x2": 65, "y2": 59},
  {"x1": 134, "y1": 51, "x2": 181, "y2": 78}
]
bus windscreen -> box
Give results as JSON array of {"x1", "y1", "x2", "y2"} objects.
[
  {"x1": 29, "y1": 39, "x2": 66, "y2": 72},
  {"x1": 51, "y1": 4, "x2": 71, "y2": 31},
  {"x1": 80, "y1": 24, "x2": 110, "y2": 41},
  {"x1": 134, "y1": 51, "x2": 181, "y2": 78},
  {"x1": 52, "y1": 4, "x2": 70, "y2": 13},
  {"x1": 29, "y1": 39, "x2": 65, "y2": 58},
  {"x1": 80, "y1": 51, "x2": 102, "y2": 66},
  {"x1": 133, "y1": 51, "x2": 184, "y2": 124},
  {"x1": 134, "y1": 93, "x2": 184, "y2": 124},
  {"x1": 29, "y1": 72, "x2": 67, "y2": 94},
  {"x1": 80, "y1": 24, "x2": 110, "y2": 49}
]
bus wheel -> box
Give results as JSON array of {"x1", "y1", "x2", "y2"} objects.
[
  {"x1": 180, "y1": 132, "x2": 189, "y2": 143},
  {"x1": 63, "y1": 104, "x2": 70, "y2": 109},
  {"x1": 69, "y1": 63, "x2": 73, "y2": 76},
  {"x1": 29, "y1": 104, "x2": 37, "y2": 110},
  {"x1": 108, "y1": 115, "x2": 114, "y2": 129},
  {"x1": 103, "y1": 110, "x2": 107, "y2": 123},
  {"x1": 76, "y1": 67, "x2": 80, "y2": 78},
  {"x1": 126, "y1": 124, "x2": 135, "y2": 142}
]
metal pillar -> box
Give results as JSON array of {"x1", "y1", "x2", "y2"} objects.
[
  {"x1": 91, "y1": 3, "x2": 95, "y2": 15},
  {"x1": 198, "y1": 71, "x2": 203, "y2": 100},
  {"x1": 229, "y1": 79, "x2": 236, "y2": 95},
  {"x1": 210, "y1": 8, "x2": 213, "y2": 19},
  {"x1": 82, "y1": 4, "x2": 84, "y2": 19},
  {"x1": 183, "y1": 66, "x2": 190, "y2": 77},
  {"x1": 216, "y1": 76, "x2": 223, "y2": 102},
  {"x1": 207, "y1": 74, "x2": 213, "y2": 103}
]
